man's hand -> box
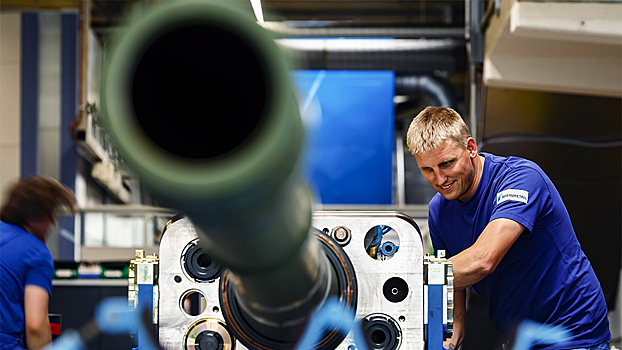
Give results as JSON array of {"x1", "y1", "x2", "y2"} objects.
[
  {"x1": 450, "y1": 218, "x2": 525, "y2": 290},
  {"x1": 24, "y1": 285, "x2": 52, "y2": 350}
]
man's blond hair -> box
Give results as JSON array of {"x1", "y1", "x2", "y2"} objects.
[{"x1": 406, "y1": 107, "x2": 471, "y2": 155}]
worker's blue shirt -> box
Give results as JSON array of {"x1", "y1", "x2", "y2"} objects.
[
  {"x1": 429, "y1": 153, "x2": 610, "y2": 349},
  {"x1": 0, "y1": 222, "x2": 54, "y2": 349}
]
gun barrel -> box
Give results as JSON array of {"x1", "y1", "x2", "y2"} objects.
[{"x1": 101, "y1": 1, "x2": 336, "y2": 345}]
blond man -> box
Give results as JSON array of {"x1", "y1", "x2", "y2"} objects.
[{"x1": 407, "y1": 107, "x2": 610, "y2": 350}]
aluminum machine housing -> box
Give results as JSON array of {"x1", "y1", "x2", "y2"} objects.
[{"x1": 155, "y1": 212, "x2": 425, "y2": 349}]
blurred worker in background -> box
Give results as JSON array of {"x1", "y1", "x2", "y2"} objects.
[
  {"x1": 407, "y1": 107, "x2": 610, "y2": 350},
  {"x1": 0, "y1": 176, "x2": 75, "y2": 350}
]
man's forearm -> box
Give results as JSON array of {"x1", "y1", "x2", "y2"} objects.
[
  {"x1": 449, "y1": 248, "x2": 494, "y2": 290},
  {"x1": 26, "y1": 317, "x2": 52, "y2": 350},
  {"x1": 24, "y1": 285, "x2": 52, "y2": 350},
  {"x1": 449, "y1": 218, "x2": 526, "y2": 290}
]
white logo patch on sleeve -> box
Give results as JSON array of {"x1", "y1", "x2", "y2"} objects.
[{"x1": 496, "y1": 189, "x2": 529, "y2": 205}]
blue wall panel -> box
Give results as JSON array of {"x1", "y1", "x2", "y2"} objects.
[
  {"x1": 59, "y1": 13, "x2": 79, "y2": 261},
  {"x1": 20, "y1": 13, "x2": 39, "y2": 178},
  {"x1": 293, "y1": 70, "x2": 395, "y2": 205}
]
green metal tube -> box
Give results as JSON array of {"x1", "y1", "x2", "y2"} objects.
[{"x1": 100, "y1": 1, "x2": 330, "y2": 343}]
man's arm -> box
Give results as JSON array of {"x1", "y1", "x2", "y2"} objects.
[
  {"x1": 450, "y1": 218, "x2": 525, "y2": 290},
  {"x1": 443, "y1": 289, "x2": 466, "y2": 350},
  {"x1": 24, "y1": 285, "x2": 52, "y2": 350}
]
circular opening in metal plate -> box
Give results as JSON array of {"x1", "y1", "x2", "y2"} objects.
[
  {"x1": 183, "y1": 243, "x2": 222, "y2": 282},
  {"x1": 383, "y1": 277, "x2": 409, "y2": 303},
  {"x1": 363, "y1": 225, "x2": 400, "y2": 261},
  {"x1": 182, "y1": 318, "x2": 235, "y2": 350},
  {"x1": 181, "y1": 290, "x2": 207, "y2": 316},
  {"x1": 370, "y1": 329, "x2": 387, "y2": 344},
  {"x1": 195, "y1": 330, "x2": 224, "y2": 349},
  {"x1": 362, "y1": 314, "x2": 401, "y2": 350},
  {"x1": 197, "y1": 253, "x2": 213, "y2": 268}
]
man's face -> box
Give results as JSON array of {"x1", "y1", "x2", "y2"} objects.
[
  {"x1": 414, "y1": 138, "x2": 479, "y2": 202},
  {"x1": 26, "y1": 216, "x2": 57, "y2": 243}
]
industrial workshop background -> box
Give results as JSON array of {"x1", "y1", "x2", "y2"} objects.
[{"x1": 0, "y1": 0, "x2": 620, "y2": 349}]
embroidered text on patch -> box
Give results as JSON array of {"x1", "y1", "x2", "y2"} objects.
[{"x1": 496, "y1": 189, "x2": 529, "y2": 205}]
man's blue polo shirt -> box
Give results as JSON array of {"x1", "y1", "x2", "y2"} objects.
[{"x1": 428, "y1": 153, "x2": 610, "y2": 349}]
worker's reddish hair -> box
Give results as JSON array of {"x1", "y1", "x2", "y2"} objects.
[{"x1": 1, "y1": 176, "x2": 75, "y2": 227}]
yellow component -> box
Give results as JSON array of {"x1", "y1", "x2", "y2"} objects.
[{"x1": 368, "y1": 245, "x2": 378, "y2": 259}]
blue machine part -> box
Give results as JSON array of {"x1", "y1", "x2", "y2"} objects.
[
  {"x1": 512, "y1": 320, "x2": 570, "y2": 350},
  {"x1": 95, "y1": 297, "x2": 138, "y2": 334},
  {"x1": 41, "y1": 329, "x2": 84, "y2": 350},
  {"x1": 136, "y1": 283, "x2": 155, "y2": 349},
  {"x1": 292, "y1": 70, "x2": 395, "y2": 205},
  {"x1": 295, "y1": 297, "x2": 369, "y2": 350},
  {"x1": 427, "y1": 284, "x2": 445, "y2": 350},
  {"x1": 96, "y1": 297, "x2": 160, "y2": 350},
  {"x1": 366, "y1": 225, "x2": 393, "y2": 259},
  {"x1": 381, "y1": 241, "x2": 398, "y2": 256}
]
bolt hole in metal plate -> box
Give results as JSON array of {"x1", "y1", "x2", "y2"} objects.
[
  {"x1": 364, "y1": 225, "x2": 400, "y2": 260},
  {"x1": 181, "y1": 290, "x2": 207, "y2": 316},
  {"x1": 383, "y1": 277, "x2": 409, "y2": 303}
]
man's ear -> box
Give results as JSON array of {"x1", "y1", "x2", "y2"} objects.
[{"x1": 466, "y1": 137, "x2": 478, "y2": 158}]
